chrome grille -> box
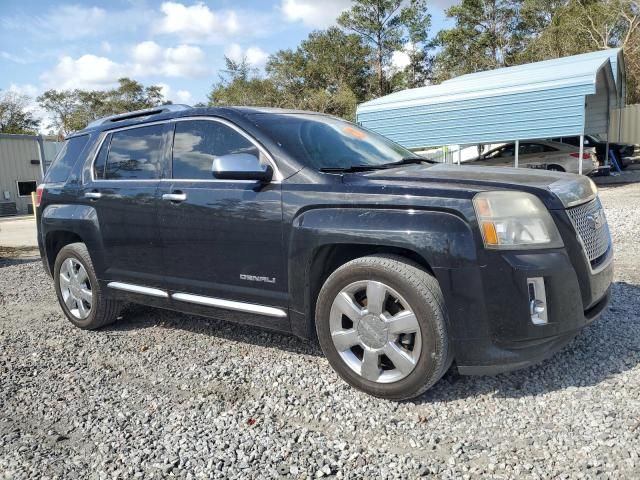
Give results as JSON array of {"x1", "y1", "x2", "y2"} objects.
[{"x1": 566, "y1": 197, "x2": 611, "y2": 263}]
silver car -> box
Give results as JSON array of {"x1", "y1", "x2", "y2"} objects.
[{"x1": 469, "y1": 140, "x2": 598, "y2": 175}]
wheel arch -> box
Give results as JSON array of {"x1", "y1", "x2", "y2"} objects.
[
  {"x1": 40, "y1": 204, "x2": 106, "y2": 278},
  {"x1": 287, "y1": 207, "x2": 479, "y2": 339}
]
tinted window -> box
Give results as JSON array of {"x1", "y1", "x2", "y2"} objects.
[
  {"x1": 44, "y1": 135, "x2": 89, "y2": 183},
  {"x1": 105, "y1": 125, "x2": 165, "y2": 180},
  {"x1": 486, "y1": 145, "x2": 514, "y2": 159},
  {"x1": 520, "y1": 143, "x2": 545, "y2": 154},
  {"x1": 247, "y1": 113, "x2": 419, "y2": 170},
  {"x1": 172, "y1": 120, "x2": 260, "y2": 179}
]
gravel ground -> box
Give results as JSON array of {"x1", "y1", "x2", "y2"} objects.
[{"x1": 1, "y1": 184, "x2": 640, "y2": 479}]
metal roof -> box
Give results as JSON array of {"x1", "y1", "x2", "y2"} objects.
[{"x1": 357, "y1": 50, "x2": 621, "y2": 149}]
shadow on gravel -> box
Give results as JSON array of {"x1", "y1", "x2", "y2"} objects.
[
  {"x1": 415, "y1": 281, "x2": 640, "y2": 404},
  {"x1": 0, "y1": 256, "x2": 40, "y2": 268},
  {"x1": 102, "y1": 303, "x2": 323, "y2": 358},
  {"x1": 101, "y1": 281, "x2": 640, "y2": 403}
]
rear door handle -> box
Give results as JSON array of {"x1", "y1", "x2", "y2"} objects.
[
  {"x1": 162, "y1": 192, "x2": 187, "y2": 202},
  {"x1": 85, "y1": 192, "x2": 102, "y2": 199}
]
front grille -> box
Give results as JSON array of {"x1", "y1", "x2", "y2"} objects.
[{"x1": 566, "y1": 197, "x2": 611, "y2": 264}]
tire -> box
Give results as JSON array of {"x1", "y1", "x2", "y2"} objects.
[
  {"x1": 53, "y1": 242, "x2": 121, "y2": 330},
  {"x1": 547, "y1": 165, "x2": 565, "y2": 172},
  {"x1": 315, "y1": 254, "x2": 451, "y2": 400}
]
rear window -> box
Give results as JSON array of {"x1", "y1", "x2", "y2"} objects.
[
  {"x1": 104, "y1": 125, "x2": 165, "y2": 180},
  {"x1": 44, "y1": 135, "x2": 89, "y2": 183}
]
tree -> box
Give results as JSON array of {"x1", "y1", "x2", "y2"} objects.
[
  {"x1": 0, "y1": 91, "x2": 40, "y2": 135},
  {"x1": 268, "y1": 27, "x2": 372, "y2": 101},
  {"x1": 210, "y1": 28, "x2": 373, "y2": 119},
  {"x1": 38, "y1": 78, "x2": 167, "y2": 136},
  {"x1": 517, "y1": 0, "x2": 640, "y2": 102},
  {"x1": 433, "y1": 0, "x2": 524, "y2": 82},
  {"x1": 338, "y1": 0, "x2": 431, "y2": 96}
]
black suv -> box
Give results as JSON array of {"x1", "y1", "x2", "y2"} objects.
[{"x1": 36, "y1": 106, "x2": 613, "y2": 400}]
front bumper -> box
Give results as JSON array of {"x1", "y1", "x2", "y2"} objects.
[{"x1": 437, "y1": 246, "x2": 613, "y2": 376}]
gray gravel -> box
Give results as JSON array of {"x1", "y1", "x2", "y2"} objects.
[{"x1": 1, "y1": 184, "x2": 640, "y2": 479}]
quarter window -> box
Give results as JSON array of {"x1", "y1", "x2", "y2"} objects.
[
  {"x1": 45, "y1": 134, "x2": 89, "y2": 183},
  {"x1": 104, "y1": 125, "x2": 165, "y2": 180},
  {"x1": 172, "y1": 120, "x2": 261, "y2": 180}
]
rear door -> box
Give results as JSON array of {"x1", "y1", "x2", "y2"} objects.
[
  {"x1": 84, "y1": 123, "x2": 171, "y2": 287},
  {"x1": 157, "y1": 118, "x2": 287, "y2": 314}
]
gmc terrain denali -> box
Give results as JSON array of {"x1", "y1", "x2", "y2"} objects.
[{"x1": 36, "y1": 105, "x2": 613, "y2": 400}]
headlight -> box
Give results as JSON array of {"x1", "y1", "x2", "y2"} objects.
[{"x1": 473, "y1": 191, "x2": 563, "y2": 249}]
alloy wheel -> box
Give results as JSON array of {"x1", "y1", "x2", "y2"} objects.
[
  {"x1": 329, "y1": 280, "x2": 422, "y2": 383},
  {"x1": 59, "y1": 258, "x2": 93, "y2": 319}
]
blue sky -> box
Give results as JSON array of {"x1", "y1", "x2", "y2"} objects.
[{"x1": 0, "y1": 0, "x2": 455, "y2": 127}]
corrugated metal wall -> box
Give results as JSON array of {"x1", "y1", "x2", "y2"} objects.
[
  {"x1": 585, "y1": 69, "x2": 611, "y2": 135},
  {"x1": 610, "y1": 104, "x2": 640, "y2": 144},
  {"x1": 0, "y1": 135, "x2": 44, "y2": 215}
]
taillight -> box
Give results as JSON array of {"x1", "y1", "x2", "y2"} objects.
[
  {"x1": 569, "y1": 152, "x2": 591, "y2": 160},
  {"x1": 36, "y1": 185, "x2": 44, "y2": 207}
]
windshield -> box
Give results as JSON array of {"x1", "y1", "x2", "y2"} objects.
[{"x1": 247, "y1": 113, "x2": 420, "y2": 170}]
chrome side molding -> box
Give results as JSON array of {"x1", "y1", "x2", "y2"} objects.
[
  {"x1": 106, "y1": 282, "x2": 287, "y2": 318},
  {"x1": 107, "y1": 282, "x2": 169, "y2": 298},
  {"x1": 172, "y1": 292, "x2": 287, "y2": 318}
]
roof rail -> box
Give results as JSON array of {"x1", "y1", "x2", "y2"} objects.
[{"x1": 86, "y1": 104, "x2": 192, "y2": 129}]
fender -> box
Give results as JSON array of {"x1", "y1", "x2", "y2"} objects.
[
  {"x1": 41, "y1": 204, "x2": 108, "y2": 278},
  {"x1": 287, "y1": 206, "x2": 484, "y2": 338}
]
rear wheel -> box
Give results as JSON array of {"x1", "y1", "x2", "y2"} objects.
[
  {"x1": 54, "y1": 243, "x2": 121, "y2": 329},
  {"x1": 315, "y1": 255, "x2": 451, "y2": 400},
  {"x1": 547, "y1": 165, "x2": 565, "y2": 172}
]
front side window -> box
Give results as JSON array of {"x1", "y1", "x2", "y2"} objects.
[
  {"x1": 172, "y1": 120, "x2": 261, "y2": 179},
  {"x1": 104, "y1": 125, "x2": 165, "y2": 180},
  {"x1": 247, "y1": 113, "x2": 419, "y2": 171}
]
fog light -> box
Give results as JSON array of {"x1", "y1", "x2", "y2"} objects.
[{"x1": 527, "y1": 277, "x2": 548, "y2": 325}]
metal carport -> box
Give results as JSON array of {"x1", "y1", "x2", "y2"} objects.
[{"x1": 356, "y1": 49, "x2": 623, "y2": 174}]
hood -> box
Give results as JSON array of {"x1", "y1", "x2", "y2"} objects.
[{"x1": 349, "y1": 164, "x2": 597, "y2": 208}]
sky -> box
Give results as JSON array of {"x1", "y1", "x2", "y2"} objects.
[{"x1": 0, "y1": 0, "x2": 456, "y2": 129}]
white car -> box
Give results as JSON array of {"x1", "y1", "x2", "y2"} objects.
[{"x1": 468, "y1": 140, "x2": 598, "y2": 175}]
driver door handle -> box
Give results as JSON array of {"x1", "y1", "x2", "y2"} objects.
[{"x1": 162, "y1": 192, "x2": 187, "y2": 202}]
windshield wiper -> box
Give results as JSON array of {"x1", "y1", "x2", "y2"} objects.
[
  {"x1": 380, "y1": 157, "x2": 435, "y2": 167},
  {"x1": 319, "y1": 165, "x2": 387, "y2": 173},
  {"x1": 319, "y1": 157, "x2": 434, "y2": 173}
]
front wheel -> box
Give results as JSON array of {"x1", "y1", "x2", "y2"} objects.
[
  {"x1": 315, "y1": 255, "x2": 451, "y2": 400},
  {"x1": 54, "y1": 242, "x2": 121, "y2": 330}
]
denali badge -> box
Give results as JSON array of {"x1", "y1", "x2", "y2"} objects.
[{"x1": 240, "y1": 274, "x2": 276, "y2": 284}]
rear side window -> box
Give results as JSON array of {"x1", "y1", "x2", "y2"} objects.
[
  {"x1": 44, "y1": 135, "x2": 89, "y2": 183},
  {"x1": 172, "y1": 120, "x2": 260, "y2": 180},
  {"x1": 104, "y1": 125, "x2": 165, "y2": 180}
]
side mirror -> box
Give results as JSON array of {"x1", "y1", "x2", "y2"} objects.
[{"x1": 212, "y1": 153, "x2": 273, "y2": 182}]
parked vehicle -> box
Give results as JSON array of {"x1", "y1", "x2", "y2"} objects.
[
  {"x1": 468, "y1": 140, "x2": 598, "y2": 174},
  {"x1": 550, "y1": 135, "x2": 635, "y2": 169},
  {"x1": 36, "y1": 106, "x2": 613, "y2": 400}
]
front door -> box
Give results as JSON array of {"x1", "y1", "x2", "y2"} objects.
[
  {"x1": 85, "y1": 123, "x2": 171, "y2": 287},
  {"x1": 157, "y1": 118, "x2": 287, "y2": 313}
]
